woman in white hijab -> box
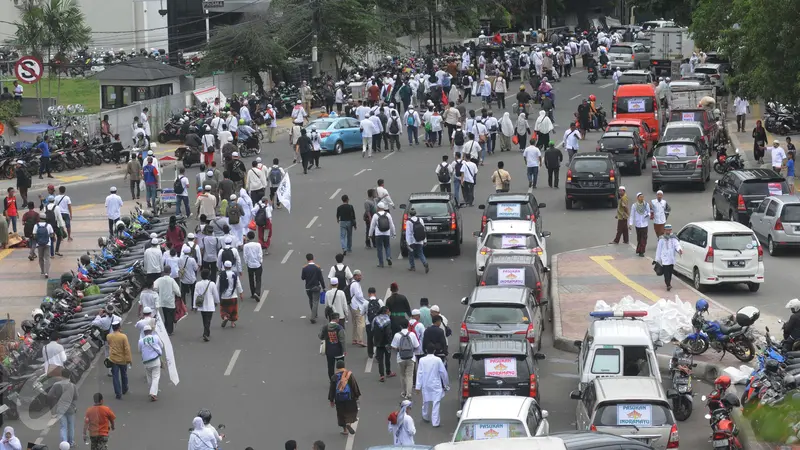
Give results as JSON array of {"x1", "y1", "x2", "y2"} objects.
[
  {"x1": 0, "y1": 427, "x2": 21, "y2": 450},
  {"x1": 534, "y1": 110, "x2": 554, "y2": 148},
  {"x1": 515, "y1": 113, "x2": 531, "y2": 151},
  {"x1": 499, "y1": 112, "x2": 515, "y2": 152},
  {"x1": 388, "y1": 400, "x2": 416, "y2": 445},
  {"x1": 188, "y1": 417, "x2": 218, "y2": 450}
]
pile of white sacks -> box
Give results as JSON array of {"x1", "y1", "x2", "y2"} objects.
[{"x1": 593, "y1": 295, "x2": 696, "y2": 343}]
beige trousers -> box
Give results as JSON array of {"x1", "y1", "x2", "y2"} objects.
[{"x1": 351, "y1": 308, "x2": 365, "y2": 343}]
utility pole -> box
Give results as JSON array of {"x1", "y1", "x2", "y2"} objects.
[
  {"x1": 541, "y1": 0, "x2": 547, "y2": 33},
  {"x1": 205, "y1": 9, "x2": 210, "y2": 43},
  {"x1": 312, "y1": 0, "x2": 320, "y2": 77}
]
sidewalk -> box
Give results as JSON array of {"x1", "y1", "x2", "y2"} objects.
[
  {"x1": 550, "y1": 244, "x2": 781, "y2": 367},
  {"x1": 726, "y1": 103, "x2": 799, "y2": 183},
  {"x1": 0, "y1": 203, "x2": 110, "y2": 327}
]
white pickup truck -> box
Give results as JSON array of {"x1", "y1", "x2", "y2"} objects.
[{"x1": 667, "y1": 82, "x2": 716, "y2": 112}]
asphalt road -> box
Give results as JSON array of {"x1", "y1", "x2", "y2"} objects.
[{"x1": 12, "y1": 70, "x2": 790, "y2": 449}]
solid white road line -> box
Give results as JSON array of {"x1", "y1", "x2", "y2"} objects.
[
  {"x1": 329, "y1": 188, "x2": 342, "y2": 200},
  {"x1": 573, "y1": 70, "x2": 585, "y2": 74},
  {"x1": 288, "y1": 163, "x2": 297, "y2": 169},
  {"x1": 600, "y1": 83, "x2": 614, "y2": 89},
  {"x1": 254, "y1": 290, "x2": 269, "y2": 312},
  {"x1": 306, "y1": 216, "x2": 318, "y2": 228},
  {"x1": 365, "y1": 357, "x2": 373, "y2": 373},
  {"x1": 382, "y1": 152, "x2": 394, "y2": 160},
  {"x1": 281, "y1": 249, "x2": 294, "y2": 264},
  {"x1": 431, "y1": 184, "x2": 439, "y2": 192},
  {"x1": 354, "y1": 168, "x2": 368, "y2": 176},
  {"x1": 569, "y1": 94, "x2": 582, "y2": 100},
  {"x1": 224, "y1": 350, "x2": 241, "y2": 376},
  {"x1": 345, "y1": 420, "x2": 359, "y2": 450}
]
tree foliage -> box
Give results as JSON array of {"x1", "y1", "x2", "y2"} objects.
[
  {"x1": 690, "y1": 0, "x2": 800, "y2": 102},
  {"x1": 0, "y1": 101, "x2": 22, "y2": 136}
]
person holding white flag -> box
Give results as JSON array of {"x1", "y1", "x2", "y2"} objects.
[
  {"x1": 138, "y1": 325, "x2": 164, "y2": 401},
  {"x1": 277, "y1": 172, "x2": 292, "y2": 213}
]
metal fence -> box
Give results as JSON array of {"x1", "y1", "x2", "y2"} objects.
[{"x1": 90, "y1": 91, "x2": 193, "y2": 145}]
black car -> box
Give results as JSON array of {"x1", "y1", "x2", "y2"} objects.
[
  {"x1": 565, "y1": 153, "x2": 622, "y2": 210},
  {"x1": 399, "y1": 192, "x2": 463, "y2": 256},
  {"x1": 651, "y1": 136, "x2": 711, "y2": 192},
  {"x1": 453, "y1": 338, "x2": 545, "y2": 406},
  {"x1": 478, "y1": 253, "x2": 550, "y2": 304},
  {"x1": 596, "y1": 130, "x2": 645, "y2": 175},
  {"x1": 477, "y1": 192, "x2": 546, "y2": 237},
  {"x1": 712, "y1": 169, "x2": 791, "y2": 224}
]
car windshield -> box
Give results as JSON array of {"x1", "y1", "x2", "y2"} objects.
[
  {"x1": 663, "y1": 128, "x2": 702, "y2": 141},
  {"x1": 485, "y1": 234, "x2": 536, "y2": 250},
  {"x1": 782, "y1": 205, "x2": 800, "y2": 222},
  {"x1": 486, "y1": 202, "x2": 533, "y2": 221},
  {"x1": 609, "y1": 46, "x2": 633, "y2": 54},
  {"x1": 711, "y1": 233, "x2": 757, "y2": 251},
  {"x1": 620, "y1": 74, "x2": 650, "y2": 84},
  {"x1": 454, "y1": 420, "x2": 529, "y2": 442},
  {"x1": 465, "y1": 304, "x2": 530, "y2": 324},
  {"x1": 600, "y1": 137, "x2": 635, "y2": 149},
  {"x1": 310, "y1": 119, "x2": 335, "y2": 130},
  {"x1": 594, "y1": 403, "x2": 674, "y2": 427},
  {"x1": 617, "y1": 97, "x2": 655, "y2": 114},
  {"x1": 573, "y1": 159, "x2": 611, "y2": 173},
  {"x1": 410, "y1": 201, "x2": 450, "y2": 217},
  {"x1": 740, "y1": 180, "x2": 790, "y2": 196},
  {"x1": 482, "y1": 266, "x2": 534, "y2": 287},
  {"x1": 654, "y1": 143, "x2": 698, "y2": 157},
  {"x1": 694, "y1": 67, "x2": 719, "y2": 76},
  {"x1": 591, "y1": 348, "x2": 620, "y2": 374}
]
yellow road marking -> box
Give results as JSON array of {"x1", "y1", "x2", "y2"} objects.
[
  {"x1": 0, "y1": 248, "x2": 12, "y2": 262},
  {"x1": 73, "y1": 203, "x2": 97, "y2": 211},
  {"x1": 590, "y1": 255, "x2": 661, "y2": 303},
  {"x1": 55, "y1": 175, "x2": 88, "y2": 183}
]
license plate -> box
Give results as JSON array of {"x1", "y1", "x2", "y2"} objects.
[
  {"x1": 584, "y1": 181, "x2": 599, "y2": 187},
  {"x1": 425, "y1": 226, "x2": 437, "y2": 232},
  {"x1": 712, "y1": 439, "x2": 729, "y2": 448},
  {"x1": 81, "y1": 342, "x2": 91, "y2": 351},
  {"x1": 483, "y1": 334, "x2": 507, "y2": 338},
  {"x1": 630, "y1": 438, "x2": 651, "y2": 444},
  {"x1": 728, "y1": 260, "x2": 745, "y2": 268},
  {"x1": 614, "y1": 150, "x2": 619, "y2": 154},
  {"x1": 488, "y1": 391, "x2": 514, "y2": 396},
  {"x1": 669, "y1": 163, "x2": 682, "y2": 169}
]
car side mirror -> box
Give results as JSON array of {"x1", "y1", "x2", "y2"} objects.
[
  {"x1": 570, "y1": 390, "x2": 582, "y2": 400},
  {"x1": 541, "y1": 409, "x2": 549, "y2": 419},
  {"x1": 399, "y1": 204, "x2": 407, "y2": 210},
  {"x1": 461, "y1": 296, "x2": 469, "y2": 305},
  {"x1": 534, "y1": 352, "x2": 546, "y2": 360},
  {"x1": 453, "y1": 352, "x2": 463, "y2": 360},
  {"x1": 472, "y1": 231, "x2": 481, "y2": 237},
  {"x1": 478, "y1": 204, "x2": 486, "y2": 210},
  {"x1": 456, "y1": 410, "x2": 463, "y2": 418},
  {"x1": 714, "y1": 180, "x2": 719, "y2": 184},
  {"x1": 538, "y1": 202, "x2": 546, "y2": 208},
  {"x1": 574, "y1": 340, "x2": 582, "y2": 348},
  {"x1": 666, "y1": 389, "x2": 679, "y2": 399},
  {"x1": 543, "y1": 266, "x2": 550, "y2": 273},
  {"x1": 542, "y1": 231, "x2": 551, "y2": 238}
]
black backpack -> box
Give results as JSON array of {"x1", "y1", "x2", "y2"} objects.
[
  {"x1": 173, "y1": 176, "x2": 185, "y2": 195},
  {"x1": 45, "y1": 206, "x2": 57, "y2": 229},
  {"x1": 254, "y1": 205, "x2": 268, "y2": 227},
  {"x1": 454, "y1": 160, "x2": 464, "y2": 177},
  {"x1": 389, "y1": 118, "x2": 399, "y2": 134},
  {"x1": 268, "y1": 167, "x2": 283, "y2": 185},
  {"x1": 462, "y1": 75, "x2": 470, "y2": 87},
  {"x1": 454, "y1": 130, "x2": 465, "y2": 146},
  {"x1": 366, "y1": 298, "x2": 381, "y2": 324},
  {"x1": 334, "y1": 264, "x2": 349, "y2": 291},
  {"x1": 437, "y1": 164, "x2": 451, "y2": 183},
  {"x1": 412, "y1": 219, "x2": 426, "y2": 242},
  {"x1": 377, "y1": 213, "x2": 391, "y2": 232},
  {"x1": 220, "y1": 248, "x2": 236, "y2": 266}
]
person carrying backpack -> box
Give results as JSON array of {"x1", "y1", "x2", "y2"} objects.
[
  {"x1": 44, "y1": 195, "x2": 66, "y2": 258},
  {"x1": 174, "y1": 167, "x2": 191, "y2": 217},
  {"x1": 252, "y1": 198, "x2": 273, "y2": 251},
  {"x1": 328, "y1": 253, "x2": 353, "y2": 303},
  {"x1": 226, "y1": 194, "x2": 245, "y2": 247},
  {"x1": 435, "y1": 155, "x2": 452, "y2": 193},
  {"x1": 370, "y1": 305, "x2": 395, "y2": 381},
  {"x1": 404, "y1": 209, "x2": 429, "y2": 274},
  {"x1": 391, "y1": 318, "x2": 420, "y2": 399},
  {"x1": 267, "y1": 159, "x2": 285, "y2": 209},
  {"x1": 364, "y1": 288, "x2": 384, "y2": 359},
  {"x1": 403, "y1": 107, "x2": 420, "y2": 146},
  {"x1": 216, "y1": 236, "x2": 241, "y2": 274},
  {"x1": 32, "y1": 213, "x2": 54, "y2": 277},
  {"x1": 387, "y1": 110, "x2": 402, "y2": 152},
  {"x1": 368, "y1": 202, "x2": 395, "y2": 268},
  {"x1": 327, "y1": 359, "x2": 360, "y2": 435}
]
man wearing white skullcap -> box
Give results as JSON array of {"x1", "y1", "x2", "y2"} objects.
[
  {"x1": 388, "y1": 399, "x2": 416, "y2": 445},
  {"x1": 650, "y1": 190, "x2": 671, "y2": 237},
  {"x1": 217, "y1": 259, "x2": 243, "y2": 328},
  {"x1": 629, "y1": 192, "x2": 651, "y2": 257},
  {"x1": 611, "y1": 186, "x2": 629, "y2": 245},
  {"x1": 369, "y1": 201, "x2": 396, "y2": 267},
  {"x1": 195, "y1": 184, "x2": 217, "y2": 220}
]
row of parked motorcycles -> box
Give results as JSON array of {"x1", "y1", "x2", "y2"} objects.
[
  {"x1": 0, "y1": 205, "x2": 182, "y2": 420},
  {"x1": 764, "y1": 102, "x2": 800, "y2": 136},
  {"x1": 0, "y1": 134, "x2": 122, "y2": 180}
]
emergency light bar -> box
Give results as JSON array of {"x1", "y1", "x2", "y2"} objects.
[{"x1": 589, "y1": 310, "x2": 648, "y2": 318}]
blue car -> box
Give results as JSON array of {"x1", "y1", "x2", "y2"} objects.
[{"x1": 309, "y1": 117, "x2": 363, "y2": 154}]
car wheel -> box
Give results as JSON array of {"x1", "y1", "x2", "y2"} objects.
[
  {"x1": 699, "y1": 180, "x2": 706, "y2": 192},
  {"x1": 768, "y1": 236, "x2": 778, "y2": 256},
  {"x1": 565, "y1": 197, "x2": 573, "y2": 210},
  {"x1": 633, "y1": 163, "x2": 642, "y2": 176},
  {"x1": 748, "y1": 282, "x2": 760, "y2": 292},
  {"x1": 400, "y1": 241, "x2": 409, "y2": 258},
  {"x1": 693, "y1": 268, "x2": 706, "y2": 292},
  {"x1": 652, "y1": 183, "x2": 659, "y2": 193},
  {"x1": 452, "y1": 240, "x2": 461, "y2": 256},
  {"x1": 712, "y1": 201, "x2": 722, "y2": 220},
  {"x1": 334, "y1": 141, "x2": 344, "y2": 155}
]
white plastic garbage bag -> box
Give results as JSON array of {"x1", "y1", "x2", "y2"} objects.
[
  {"x1": 592, "y1": 295, "x2": 695, "y2": 343},
  {"x1": 723, "y1": 364, "x2": 754, "y2": 384}
]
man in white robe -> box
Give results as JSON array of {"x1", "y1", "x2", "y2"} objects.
[
  {"x1": 415, "y1": 345, "x2": 449, "y2": 427},
  {"x1": 388, "y1": 400, "x2": 416, "y2": 445}
]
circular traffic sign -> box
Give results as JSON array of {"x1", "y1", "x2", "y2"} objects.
[
  {"x1": 14, "y1": 56, "x2": 44, "y2": 84},
  {"x1": 0, "y1": 123, "x2": 5, "y2": 136}
]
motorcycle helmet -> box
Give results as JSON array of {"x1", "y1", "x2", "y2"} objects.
[
  {"x1": 786, "y1": 298, "x2": 800, "y2": 313},
  {"x1": 766, "y1": 359, "x2": 780, "y2": 373},
  {"x1": 204, "y1": 125, "x2": 211, "y2": 132},
  {"x1": 21, "y1": 319, "x2": 34, "y2": 333},
  {"x1": 98, "y1": 237, "x2": 108, "y2": 247},
  {"x1": 32, "y1": 308, "x2": 44, "y2": 322},
  {"x1": 714, "y1": 375, "x2": 731, "y2": 390},
  {"x1": 198, "y1": 409, "x2": 212, "y2": 425},
  {"x1": 589, "y1": 94, "x2": 596, "y2": 101},
  {"x1": 239, "y1": 118, "x2": 245, "y2": 125},
  {"x1": 121, "y1": 216, "x2": 132, "y2": 227},
  {"x1": 62, "y1": 270, "x2": 76, "y2": 283},
  {"x1": 51, "y1": 288, "x2": 67, "y2": 299},
  {"x1": 80, "y1": 254, "x2": 91, "y2": 266},
  {"x1": 695, "y1": 298, "x2": 709, "y2": 312},
  {"x1": 721, "y1": 392, "x2": 741, "y2": 409},
  {"x1": 115, "y1": 220, "x2": 126, "y2": 231}
]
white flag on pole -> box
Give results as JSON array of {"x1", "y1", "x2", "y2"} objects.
[
  {"x1": 153, "y1": 313, "x2": 180, "y2": 385},
  {"x1": 277, "y1": 173, "x2": 292, "y2": 212}
]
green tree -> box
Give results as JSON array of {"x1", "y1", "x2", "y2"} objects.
[
  {"x1": 12, "y1": 0, "x2": 48, "y2": 118},
  {"x1": 0, "y1": 101, "x2": 22, "y2": 137},
  {"x1": 42, "y1": 0, "x2": 91, "y2": 103}
]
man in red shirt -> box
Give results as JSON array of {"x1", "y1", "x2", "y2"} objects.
[
  {"x1": 367, "y1": 82, "x2": 380, "y2": 105},
  {"x1": 3, "y1": 187, "x2": 18, "y2": 234},
  {"x1": 84, "y1": 393, "x2": 116, "y2": 450}
]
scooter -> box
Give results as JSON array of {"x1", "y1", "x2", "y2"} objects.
[
  {"x1": 587, "y1": 67, "x2": 597, "y2": 84},
  {"x1": 175, "y1": 145, "x2": 201, "y2": 168},
  {"x1": 670, "y1": 343, "x2": 696, "y2": 421},
  {"x1": 713, "y1": 150, "x2": 744, "y2": 174}
]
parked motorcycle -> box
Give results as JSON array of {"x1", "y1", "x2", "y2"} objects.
[
  {"x1": 702, "y1": 391, "x2": 743, "y2": 450},
  {"x1": 680, "y1": 303, "x2": 759, "y2": 362},
  {"x1": 670, "y1": 343, "x2": 696, "y2": 421},
  {"x1": 713, "y1": 150, "x2": 744, "y2": 174}
]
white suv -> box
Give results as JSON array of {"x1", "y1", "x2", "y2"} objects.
[
  {"x1": 474, "y1": 221, "x2": 549, "y2": 284},
  {"x1": 673, "y1": 221, "x2": 765, "y2": 292}
]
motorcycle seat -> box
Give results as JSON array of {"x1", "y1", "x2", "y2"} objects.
[
  {"x1": 786, "y1": 351, "x2": 800, "y2": 358},
  {"x1": 720, "y1": 324, "x2": 742, "y2": 335}
]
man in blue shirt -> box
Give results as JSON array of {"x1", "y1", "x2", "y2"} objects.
[
  {"x1": 38, "y1": 136, "x2": 53, "y2": 179},
  {"x1": 142, "y1": 157, "x2": 159, "y2": 208}
]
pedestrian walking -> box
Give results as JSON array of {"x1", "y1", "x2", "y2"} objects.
[
  {"x1": 296, "y1": 129, "x2": 314, "y2": 173},
  {"x1": 629, "y1": 193, "x2": 651, "y2": 257},
  {"x1": 336, "y1": 195, "x2": 356, "y2": 254},
  {"x1": 83, "y1": 393, "x2": 115, "y2": 450},
  {"x1": 459, "y1": 156, "x2": 478, "y2": 207},
  {"x1": 138, "y1": 325, "x2": 164, "y2": 401},
  {"x1": 15, "y1": 161, "x2": 31, "y2": 205},
  {"x1": 252, "y1": 198, "x2": 273, "y2": 252},
  {"x1": 53, "y1": 186, "x2": 73, "y2": 240},
  {"x1": 328, "y1": 359, "x2": 360, "y2": 435},
  {"x1": 348, "y1": 269, "x2": 367, "y2": 346},
  {"x1": 142, "y1": 157, "x2": 159, "y2": 209},
  {"x1": 385, "y1": 282, "x2": 411, "y2": 334},
  {"x1": 418, "y1": 298, "x2": 433, "y2": 328},
  {"x1": 246, "y1": 161, "x2": 267, "y2": 204},
  {"x1": 370, "y1": 306, "x2": 394, "y2": 381},
  {"x1": 534, "y1": 110, "x2": 554, "y2": 148},
  {"x1": 177, "y1": 246, "x2": 198, "y2": 327},
  {"x1": 364, "y1": 287, "x2": 383, "y2": 358},
  {"x1": 106, "y1": 320, "x2": 131, "y2": 399},
  {"x1": 199, "y1": 226, "x2": 220, "y2": 285},
  {"x1": 369, "y1": 202, "x2": 395, "y2": 268},
  {"x1": 405, "y1": 209, "x2": 429, "y2": 273},
  {"x1": 143, "y1": 237, "x2": 163, "y2": 284},
  {"x1": 560, "y1": 122, "x2": 582, "y2": 162},
  {"x1": 320, "y1": 312, "x2": 346, "y2": 379},
  {"x1": 654, "y1": 224, "x2": 682, "y2": 291},
  {"x1": 772, "y1": 139, "x2": 787, "y2": 173},
  {"x1": 104, "y1": 187, "x2": 123, "y2": 236},
  {"x1": 523, "y1": 140, "x2": 542, "y2": 188},
  {"x1": 491, "y1": 161, "x2": 511, "y2": 193},
  {"x1": 403, "y1": 107, "x2": 420, "y2": 146},
  {"x1": 376, "y1": 179, "x2": 395, "y2": 209},
  {"x1": 787, "y1": 152, "x2": 796, "y2": 193},
  {"x1": 650, "y1": 190, "x2": 671, "y2": 237},
  {"x1": 450, "y1": 153, "x2": 464, "y2": 205},
  {"x1": 43, "y1": 195, "x2": 66, "y2": 257},
  {"x1": 189, "y1": 417, "x2": 219, "y2": 450},
  {"x1": 416, "y1": 344, "x2": 449, "y2": 427},
  {"x1": 194, "y1": 269, "x2": 219, "y2": 341},
  {"x1": 226, "y1": 194, "x2": 244, "y2": 247},
  {"x1": 31, "y1": 213, "x2": 54, "y2": 277},
  {"x1": 388, "y1": 400, "x2": 416, "y2": 445},
  {"x1": 435, "y1": 155, "x2": 453, "y2": 193},
  {"x1": 48, "y1": 368, "x2": 78, "y2": 447},
  {"x1": 326, "y1": 278, "x2": 349, "y2": 328},
  {"x1": 498, "y1": 112, "x2": 514, "y2": 152},
  {"x1": 217, "y1": 260, "x2": 243, "y2": 328},
  {"x1": 543, "y1": 141, "x2": 563, "y2": 188},
  {"x1": 734, "y1": 95, "x2": 749, "y2": 132},
  {"x1": 243, "y1": 231, "x2": 263, "y2": 300},
  {"x1": 38, "y1": 136, "x2": 53, "y2": 179},
  {"x1": 611, "y1": 186, "x2": 630, "y2": 244},
  {"x1": 391, "y1": 318, "x2": 420, "y2": 398},
  {"x1": 302, "y1": 253, "x2": 326, "y2": 324},
  {"x1": 364, "y1": 189, "x2": 377, "y2": 249},
  {"x1": 3, "y1": 188, "x2": 18, "y2": 235}
]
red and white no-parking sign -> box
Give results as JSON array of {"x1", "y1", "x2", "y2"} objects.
[{"x1": 14, "y1": 56, "x2": 44, "y2": 84}]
